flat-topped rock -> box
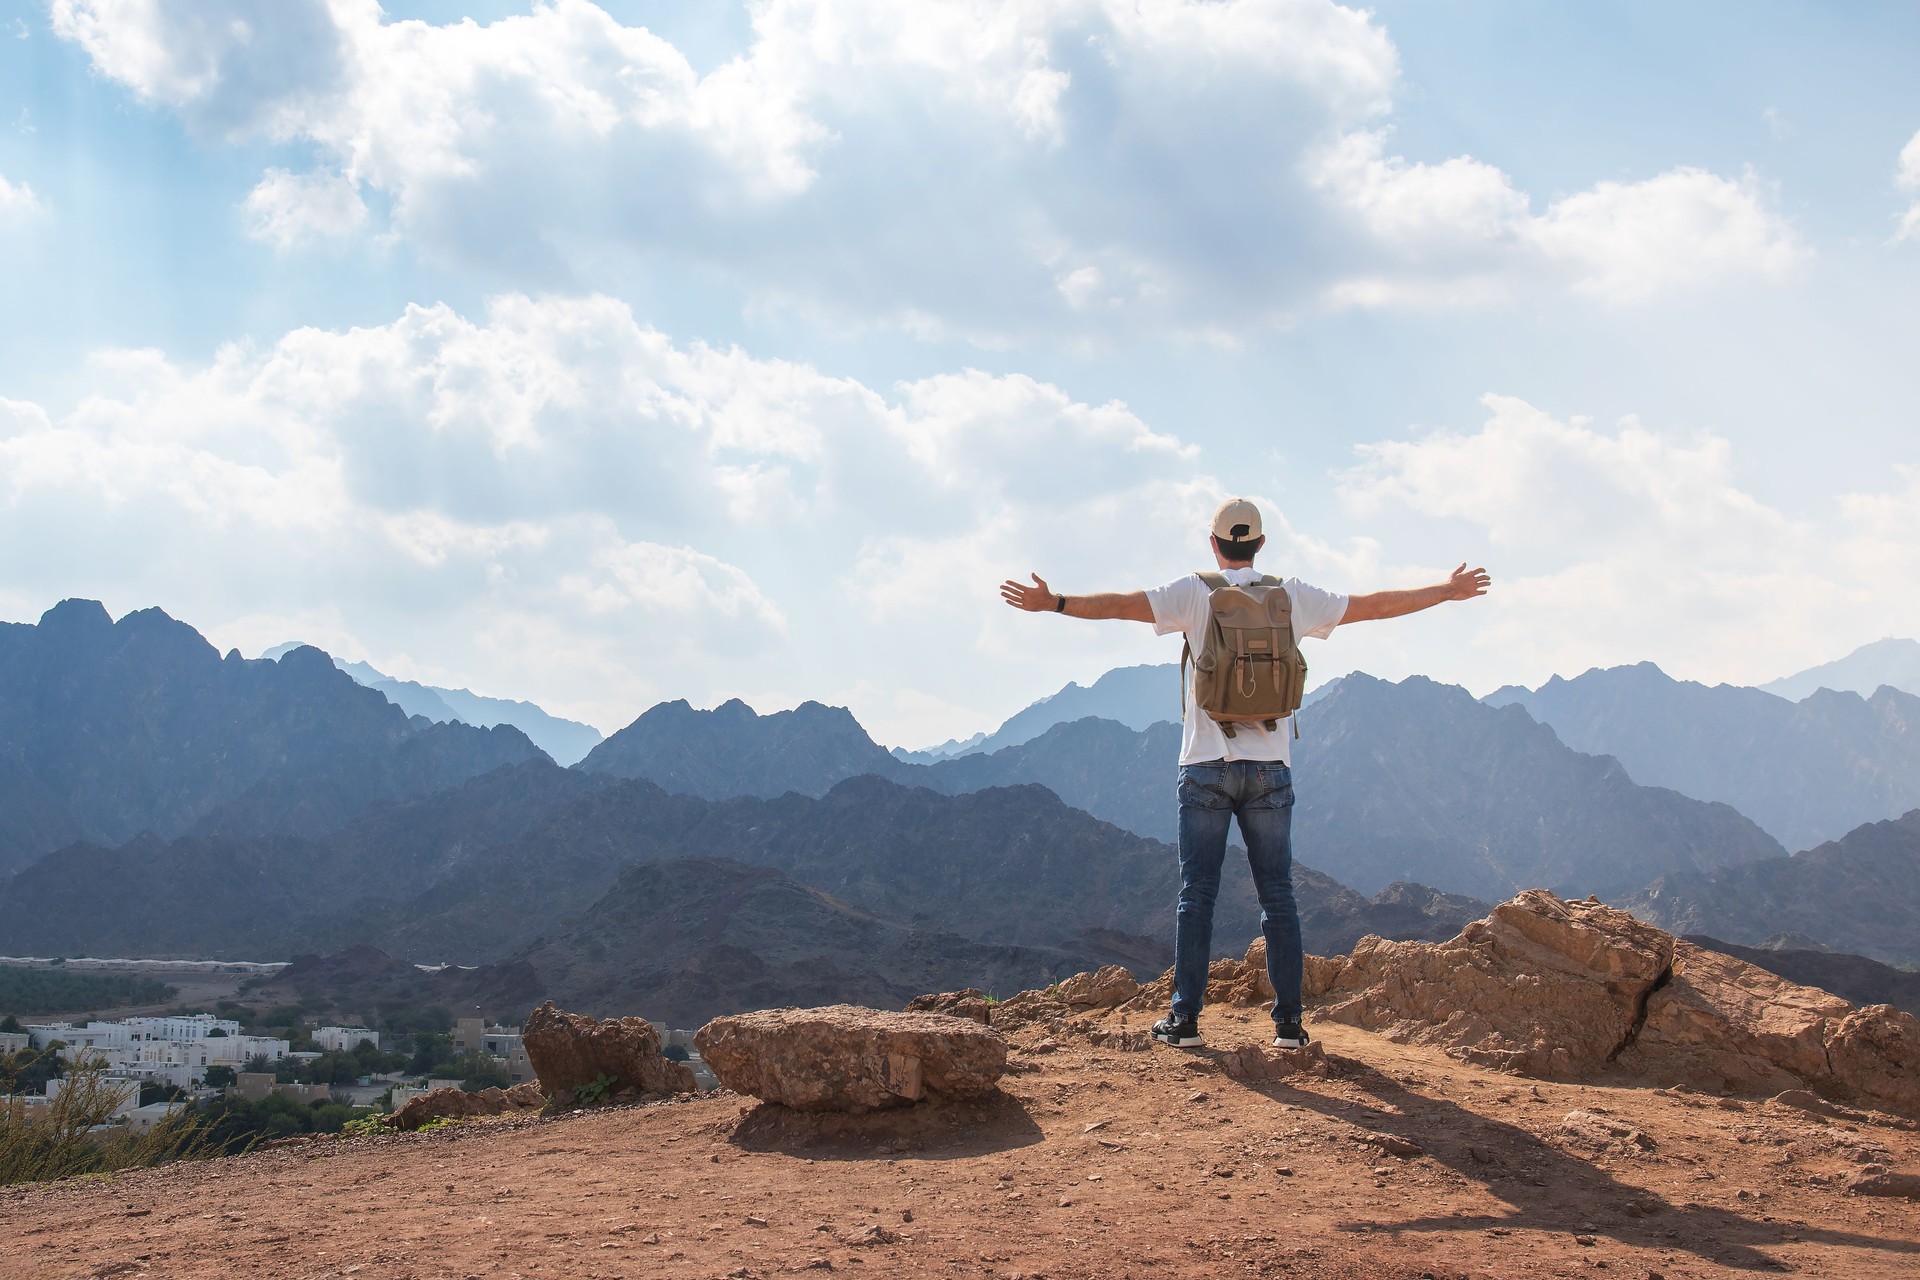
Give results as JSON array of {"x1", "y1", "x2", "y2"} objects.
[{"x1": 695, "y1": 1004, "x2": 1008, "y2": 1112}]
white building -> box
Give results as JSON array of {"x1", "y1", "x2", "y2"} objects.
[
  {"x1": 312, "y1": 1026, "x2": 378, "y2": 1053},
  {"x1": 46, "y1": 1074, "x2": 142, "y2": 1119},
  {"x1": 0, "y1": 1030, "x2": 29, "y2": 1055},
  {"x1": 21, "y1": 1015, "x2": 288, "y2": 1088}
]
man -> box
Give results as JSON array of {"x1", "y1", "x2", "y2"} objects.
[{"x1": 998, "y1": 498, "x2": 1490, "y2": 1050}]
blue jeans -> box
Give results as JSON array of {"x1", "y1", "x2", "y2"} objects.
[{"x1": 1171, "y1": 759, "x2": 1302, "y2": 1027}]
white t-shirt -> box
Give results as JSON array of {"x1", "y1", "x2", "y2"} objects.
[{"x1": 1146, "y1": 568, "x2": 1348, "y2": 766}]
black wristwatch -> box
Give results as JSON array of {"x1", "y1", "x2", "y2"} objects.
[{"x1": 1055, "y1": 594, "x2": 1067, "y2": 613}]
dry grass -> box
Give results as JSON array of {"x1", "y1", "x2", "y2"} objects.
[{"x1": 0, "y1": 1052, "x2": 209, "y2": 1186}]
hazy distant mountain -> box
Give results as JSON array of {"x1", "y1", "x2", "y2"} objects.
[
  {"x1": 894, "y1": 663, "x2": 1180, "y2": 761},
  {"x1": 0, "y1": 601, "x2": 542, "y2": 875},
  {"x1": 262, "y1": 645, "x2": 604, "y2": 765},
  {"x1": 1761, "y1": 638, "x2": 1920, "y2": 702},
  {"x1": 577, "y1": 697, "x2": 916, "y2": 797},
  {"x1": 1485, "y1": 662, "x2": 1920, "y2": 851},
  {"x1": 1624, "y1": 810, "x2": 1920, "y2": 966}
]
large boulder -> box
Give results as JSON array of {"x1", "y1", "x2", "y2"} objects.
[
  {"x1": 695, "y1": 1004, "x2": 1007, "y2": 1112},
  {"x1": 1302, "y1": 889, "x2": 1920, "y2": 1116},
  {"x1": 1312, "y1": 890, "x2": 1673, "y2": 1077},
  {"x1": 522, "y1": 1002, "x2": 695, "y2": 1104},
  {"x1": 387, "y1": 1082, "x2": 544, "y2": 1131}
]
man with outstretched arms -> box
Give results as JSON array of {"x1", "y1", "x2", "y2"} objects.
[{"x1": 999, "y1": 498, "x2": 1490, "y2": 1050}]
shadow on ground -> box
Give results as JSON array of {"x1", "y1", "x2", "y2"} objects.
[
  {"x1": 725, "y1": 1086, "x2": 1045, "y2": 1162},
  {"x1": 1234, "y1": 1052, "x2": 1919, "y2": 1273}
]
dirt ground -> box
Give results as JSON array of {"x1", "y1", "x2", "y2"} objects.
[{"x1": 4, "y1": 1005, "x2": 1917, "y2": 1280}]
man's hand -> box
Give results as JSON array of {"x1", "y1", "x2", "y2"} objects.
[
  {"x1": 1345, "y1": 563, "x2": 1493, "y2": 624},
  {"x1": 1000, "y1": 572, "x2": 1058, "y2": 612},
  {"x1": 997, "y1": 575, "x2": 1156, "y2": 623},
  {"x1": 1448, "y1": 564, "x2": 1491, "y2": 600}
]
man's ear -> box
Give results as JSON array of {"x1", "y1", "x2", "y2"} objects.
[{"x1": 1253, "y1": 535, "x2": 1266, "y2": 555}]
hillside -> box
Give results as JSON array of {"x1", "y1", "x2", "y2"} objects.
[
  {"x1": 1625, "y1": 809, "x2": 1920, "y2": 965},
  {"x1": 1486, "y1": 662, "x2": 1920, "y2": 850},
  {"x1": 8, "y1": 989, "x2": 1916, "y2": 1279},
  {"x1": 0, "y1": 601, "x2": 544, "y2": 874}
]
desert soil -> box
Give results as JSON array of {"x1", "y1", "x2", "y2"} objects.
[{"x1": 4, "y1": 1006, "x2": 1917, "y2": 1280}]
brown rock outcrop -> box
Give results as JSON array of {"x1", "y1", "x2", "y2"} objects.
[
  {"x1": 387, "y1": 1082, "x2": 544, "y2": 1131},
  {"x1": 695, "y1": 1004, "x2": 1007, "y2": 1112},
  {"x1": 1300, "y1": 889, "x2": 1920, "y2": 1116},
  {"x1": 1619, "y1": 943, "x2": 1920, "y2": 1116},
  {"x1": 1054, "y1": 965, "x2": 1140, "y2": 1010},
  {"x1": 522, "y1": 1001, "x2": 696, "y2": 1105},
  {"x1": 1311, "y1": 891, "x2": 1673, "y2": 1077},
  {"x1": 904, "y1": 988, "x2": 994, "y2": 1025}
]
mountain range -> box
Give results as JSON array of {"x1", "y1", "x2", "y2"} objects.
[
  {"x1": 1486, "y1": 662, "x2": 1920, "y2": 852},
  {"x1": 0, "y1": 601, "x2": 541, "y2": 877},
  {"x1": 1760, "y1": 637, "x2": 1920, "y2": 702},
  {"x1": 5, "y1": 599, "x2": 1917, "y2": 1023},
  {"x1": 1625, "y1": 809, "x2": 1920, "y2": 966},
  {"x1": 262, "y1": 644, "x2": 604, "y2": 765},
  {"x1": 581, "y1": 675, "x2": 1786, "y2": 903}
]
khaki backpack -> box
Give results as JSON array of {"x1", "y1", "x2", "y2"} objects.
[{"x1": 1181, "y1": 572, "x2": 1307, "y2": 737}]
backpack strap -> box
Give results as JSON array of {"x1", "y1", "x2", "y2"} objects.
[{"x1": 1196, "y1": 571, "x2": 1228, "y2": 592}]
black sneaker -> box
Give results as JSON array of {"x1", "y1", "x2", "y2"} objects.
[
  {"x1": 1150, "y1": 1015, "x2": 1204, "y2": 1047},
  {"x1": 1272, "y1": 1021, "x2": 1311, "y2": 1049}
]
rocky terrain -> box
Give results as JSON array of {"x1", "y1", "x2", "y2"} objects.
[
  {"x1": 6, "y1": 891, "x2": 1918, "y2": 1280},
  {"x1": 1689, "y1": 934, "x2": 1920, "y2": 1016},
  {"x1": 1488, "y1": 661, "x2": 1920, "y2": 850}
]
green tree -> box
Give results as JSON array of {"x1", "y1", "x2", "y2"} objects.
[
  {"x1": 203, "y1": 1065, "x2": 236, "y2": 1089},
  {"x1": 0, "y1": 1015, "x2": 21, "y2": 1033},
  {"x1": 453, "y1": 1051, "x2": 509, "y2": 1092}
]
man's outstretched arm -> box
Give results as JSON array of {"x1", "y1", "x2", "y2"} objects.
[
  {"x1": 999, "y1": 572, "x2": 1155, "y2": 623},
  {"x1": 1343, "y1": 563, "x2": 1490, "y2": 624}
]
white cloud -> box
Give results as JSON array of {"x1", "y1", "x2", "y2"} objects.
[
  {"x1": 0, "y1": 172, "x2": 43, "y2": 218},
  {"x1": 1530, "y1": 168, "x2": 1805, "y2": 301},
  {"x1": 1313, "y1": 134, "x2": 1804, "y2": 305},
  {"x1": 49, "y1": 0, "x2": 1790, "y2": 335},
  {"x1": 1897, "y1": 128, "x2": 1920, "y2": 242},
  {"x1": 242, "y1": 167, "x2": 367, "y2": 249},
  {"x1": 1332, "y1": 395, "x2": 1920, "y2": 693},
  {"x1": 0, "y1": 293, "x2": 1246, "y2": 743}
]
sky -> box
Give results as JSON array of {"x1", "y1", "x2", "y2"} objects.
[{"x1": 1, "y1": 0, "x2": 1917, "y2": 748}]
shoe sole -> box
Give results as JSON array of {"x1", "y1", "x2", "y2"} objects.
[
  {"x1": 1151, "y1": 1033, "x2": 1205, "y2": 1048},
  {"x1": 1272, "y1": 1037, "x2": 1310, "y2": 1049}
]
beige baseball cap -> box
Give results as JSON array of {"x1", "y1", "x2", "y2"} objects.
[{"x1": 1211, "y1": 498, "x2": 1263, "y2": 542}]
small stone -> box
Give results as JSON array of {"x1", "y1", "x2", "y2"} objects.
[
  {"x1": 1846, "y1": 1171, "x2": 1920, "y2": 1200},
  {"x1": 745, "y1": 1215, "x2": 768, "y2": 1227},
  {"x1": 1057, "y1": 1196, "x2": 1073, "y2": 1208},
  {"x1": 1187, "y1": 1091, "x2": 1209, "y2": 1104},
  {"x1": 900, "y1": 1208, "x2": 914, "y2": 1223},
  {"x1": 1574, "y1": 1235, "x2": 1597, "y2": 1246},
  {"x1": 1271, "y1": 1166, "x2": 1294, "y2": 1177}
]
